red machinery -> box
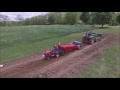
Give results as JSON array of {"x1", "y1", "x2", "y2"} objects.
[
  {"x1": 58, "y1": 44, "x2": 78, "y2": 53},
  {"x1": 42, "y1": 41, "x2": 82, "y2": 59}
]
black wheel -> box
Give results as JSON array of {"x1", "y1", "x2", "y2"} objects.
[
  {"x1": 82, "y1": 37, "x2": 85, "y2": 43},
  {"x1": 89, "y1": 38, "x2": 94, "y2": 44},
  {"x1": 94, "y1": 37, "x2": 96, "y2": 42},
  {"x1": 56, "y1": 54, "x2": 59, "y2": 58},
  {"x1": 58, "y1": 48, "x2": 65, "y2": 56},
  {"x1": 77, "y1": 45, "x2": 81, "y2": 50},
  {"x1": 47, "y1": 57, "x2": 50, "y2": 60}
]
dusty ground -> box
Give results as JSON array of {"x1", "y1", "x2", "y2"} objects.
[{"x1": 0, "y1": 34, "x2": 118, "y2": 78}]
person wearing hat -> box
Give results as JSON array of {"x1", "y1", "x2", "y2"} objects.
[{"x1": 88, "y1": 30, "x2": 92, "y2": 36}]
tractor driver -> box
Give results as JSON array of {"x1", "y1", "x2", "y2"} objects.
[
  {"x1": 52, "y1": 45, "x2": 58, "y2": 55},
  {"x1": 86, "y1": 30, "x2": 92, "y2": 36}
]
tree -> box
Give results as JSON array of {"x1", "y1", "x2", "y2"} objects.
[
  {"x1": 48, "y1": 12, "x2": 65, "y2": 24},
  {"x1": 0, "y1": 14, "x2": 9, "y2": 26},
  {"x1": 110, "y1": 12, "x2": 117, "y2": 26},
  {"x1": 15, "y1": 14, "x2": 24, "y2": 21},
  {"x1": 80, "y1": 12, "x2": 90, "y2": 24},
  {"x1": 93, "y1": 12, "x2": 113, "y2": 27},
  {"x1": 65, "y1": 12, "x2": 79, "y2": 25},
  {"x1": 15, "y1": 14, "x2": 24, "y2": 25},
  {"x1": 116, "y1": 14, "x2": 120, "y2": 24},
  {"x1": 89, "y1": 12, "x2": 97, "y2": 26},
  {"x1": 48, "y1": 13, "x2": 56, "y2": 24},
  {"x1": 21, "y1": 14, "x2": 48, "y2": 25},
  {"x1": 53, "y1": 12, "x2": 64, "y2": 24},
  {"x1": 22, "y1": 18, "x2": 31, "y2": 25},
  {"x1": 38, "y1": 15, "x2": 48, "y2": 25}
]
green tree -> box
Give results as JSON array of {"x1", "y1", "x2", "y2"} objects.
[
  {"x1": 40, "y1": 15, "x2": 48, "y2": 24},
  {"x1": 53, "y1": 12, "x2": 64, "y2": 24},
  {"x1": 80, "y1": 12, "x2": 90, "y2": 24},
  {"x1": 65, "y1": 12, "x2": 79, "y2": 25},
  {"x1": 22, "y1": 18, "x2": 31, "y2": 25},
  {"x1": 93, "y1": 12, "x2": 113, "y2": 27},
  {"x1": 116, "y1": 14, "x2": 120, "y2": 24},
  {"x1": 48, "y1": 12, "x2": 65, "y2": 24},
  {"x1": 89, "y1": 12, "x2": 96, "y2": 26},
  {"x1": 48, "y1": 13, "x2": 56, "y2": 24},
  {"x1": 110, "y1": 12, "x2": 116, "y2": 25},
  {"x1": 108, "y1": 12, "x2": 119, "y2": 26}
]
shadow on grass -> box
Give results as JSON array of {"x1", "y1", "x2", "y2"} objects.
[{"x1": 94, "y1": 26, "x2": 111, "y2": 29}]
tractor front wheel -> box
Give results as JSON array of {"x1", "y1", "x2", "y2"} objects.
[
  {"x1": 77, "y1": 45, "x2": 81, "y2": 50},
  {"x1": 56, "y1": 54, "x2": 59, "y2": 58},
  {"x1": 82, "y1": 37, "x2": 85, "y2": 43}
]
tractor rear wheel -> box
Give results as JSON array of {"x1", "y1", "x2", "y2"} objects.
[
  {"x1": 58, "y1": 48, "x2": 65, "y2": 56},
  {"x1": 90, "y1": 38, "x2": 94, "y2": 44}
]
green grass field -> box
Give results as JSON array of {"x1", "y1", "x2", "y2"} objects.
[
  {"x1": 0, "y1": 25, "x2": 93, "y2": 63},
  {"x1": 77, "y1": 45, "x2": 120, "y2": 78},
  {"x1": 77, "y1": 26, "x2": 120, "y2": 78}
]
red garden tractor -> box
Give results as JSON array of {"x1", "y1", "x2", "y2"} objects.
[{"x1": 42, "y1": 41, "x2": 82, "y2": 59}]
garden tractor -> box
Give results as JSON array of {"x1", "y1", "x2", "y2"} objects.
[
  {"x1": 82, "y1": 32, "x2": 102, "y2": 44},
  {"x1": 42, "y1": 41, "x2": 82, "y2": 59}
]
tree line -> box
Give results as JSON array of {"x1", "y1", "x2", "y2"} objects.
[{"x1": 0, "y1": 12, "x2": 120, "y2": 27}]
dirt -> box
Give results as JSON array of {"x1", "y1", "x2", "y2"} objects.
[{"x1": 0, "y1": 34, "x2": 118, "y2": 78}]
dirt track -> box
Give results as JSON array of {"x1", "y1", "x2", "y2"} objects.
[{"x1": 0, "y1": 34, "x2": 118, "y2": 78}]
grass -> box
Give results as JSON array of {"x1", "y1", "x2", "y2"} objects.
[
  {"x1": 0, "y1": 24, "x2": 119, "y2": 78},
  {"x1": 0, "y1": 25, "x2": 93, "y2": 63},
  {"x1": 77, "y1": 45, "x2": 120, "y2": 78},
  {"x1": 77, "y1": 25, "x2": 120, "y2": 78}
]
